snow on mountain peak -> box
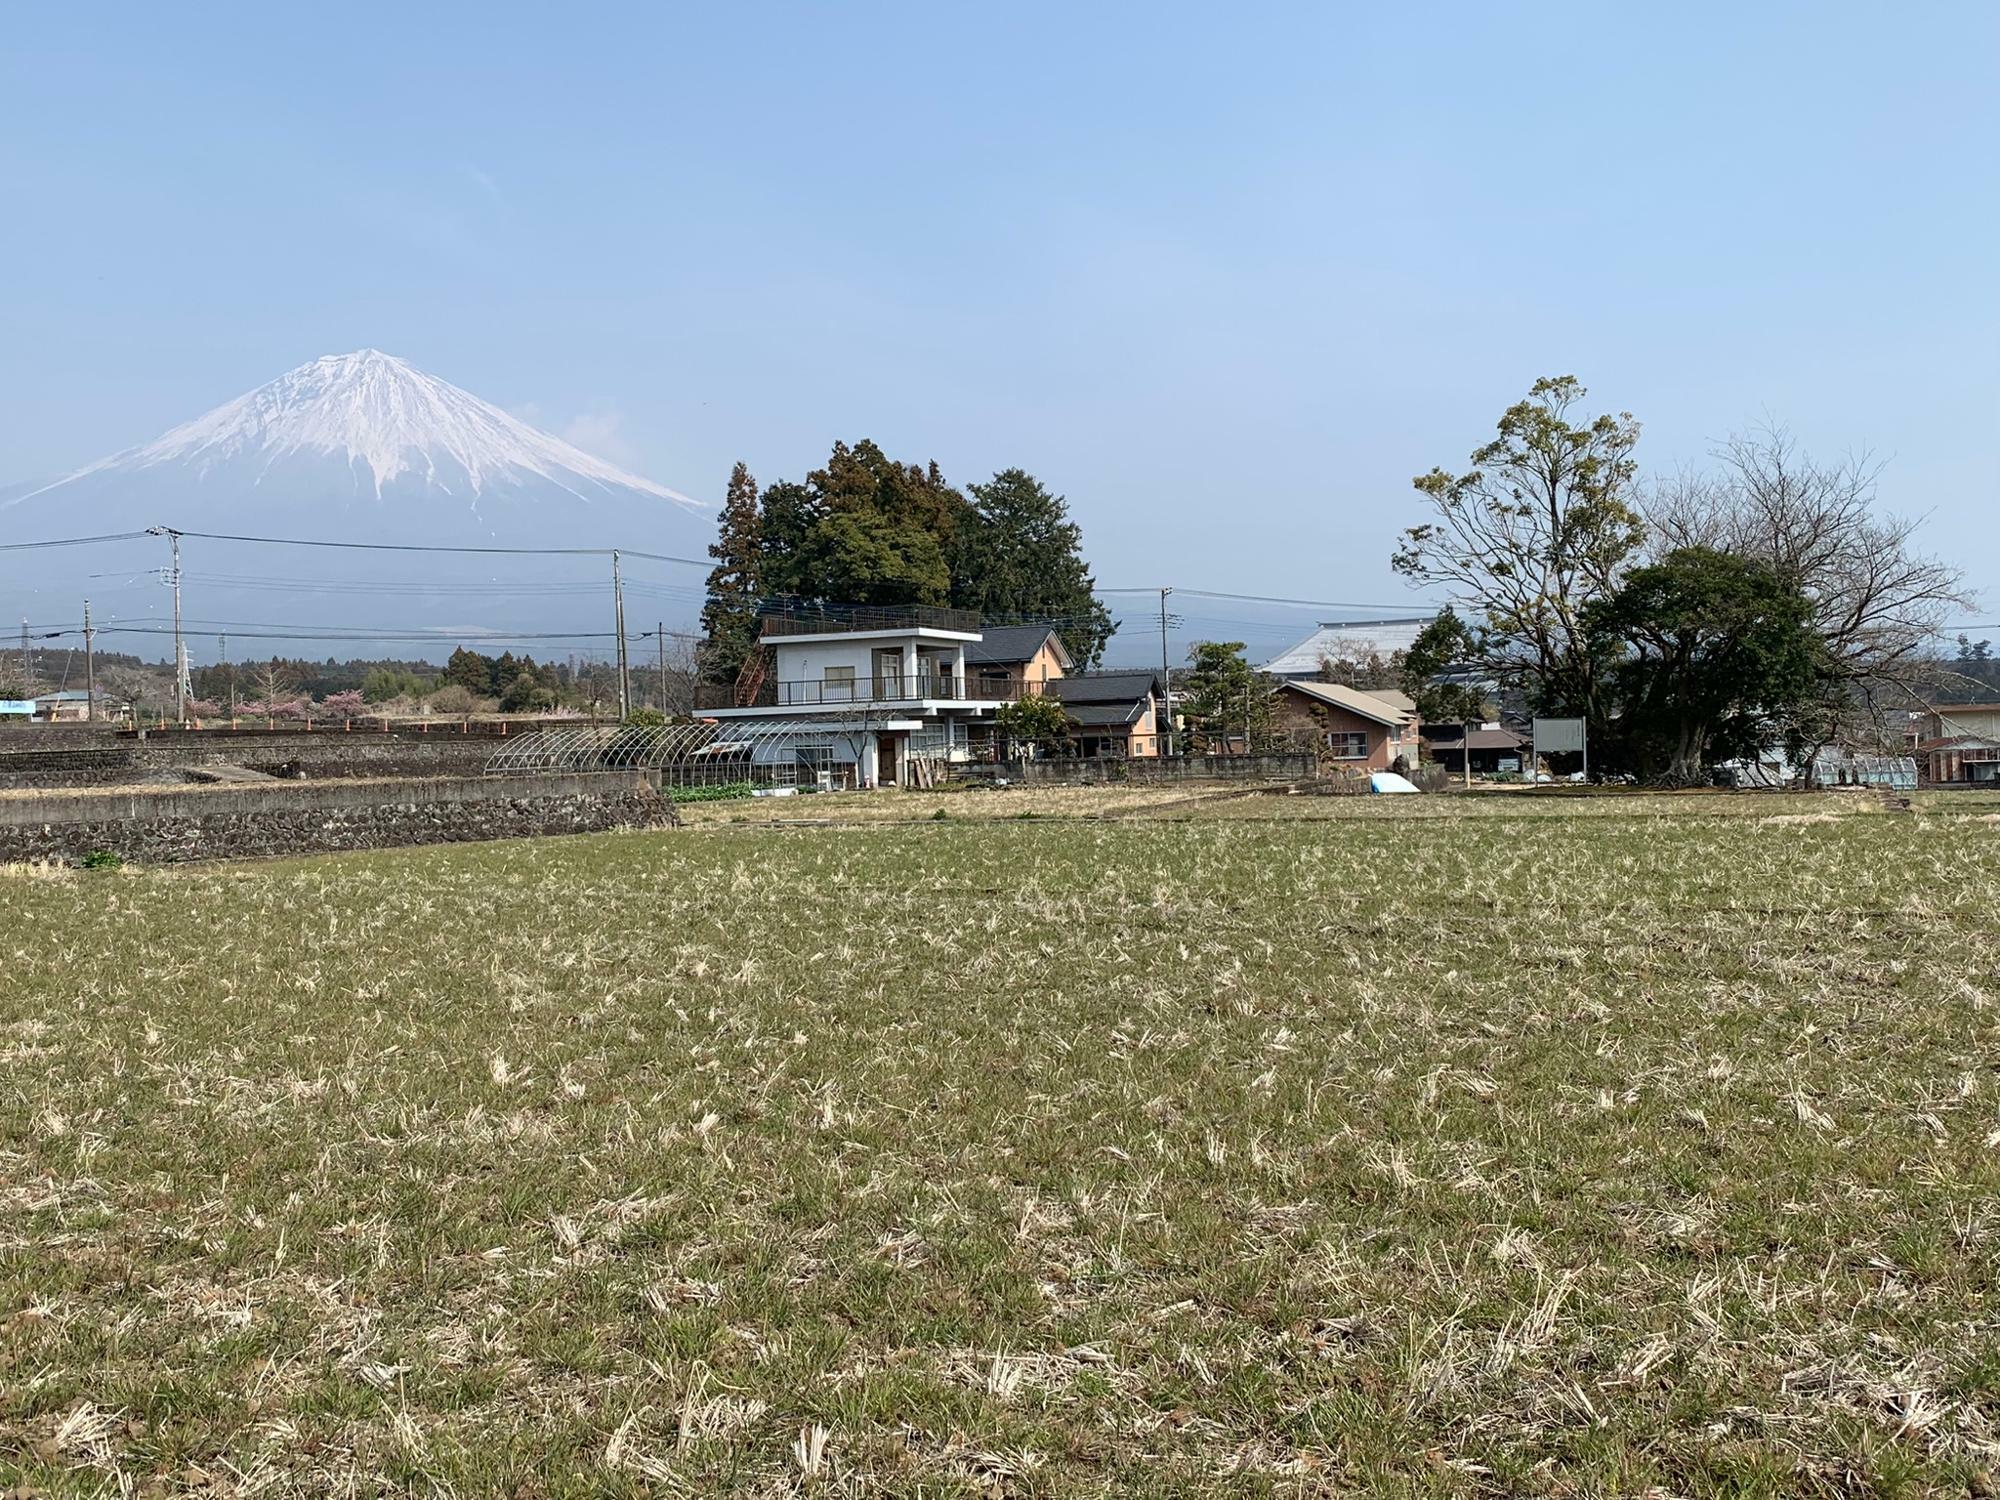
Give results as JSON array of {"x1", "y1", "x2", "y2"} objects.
[{"x1": 29, "y1": 350, "x2": 704, "y2": 510}]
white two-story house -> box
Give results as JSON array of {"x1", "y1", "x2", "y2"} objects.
[{"x1": 694, "y1": 606, "x2": 1015, "y2": 788}]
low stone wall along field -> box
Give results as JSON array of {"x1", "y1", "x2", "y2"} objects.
[{"x1": 0, "y1": 770, "x2": 674, "y2": 864}]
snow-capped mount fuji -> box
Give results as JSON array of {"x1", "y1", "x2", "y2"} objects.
[
  {"x1": 3, "y1": 349, "x2": 706, "y2": 536},
  {"x1": 0, "y1": 351, "x2": 714, "y2": 647}
]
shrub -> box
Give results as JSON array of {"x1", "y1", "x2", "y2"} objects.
[
  {"x1": 670, "y1": 782, "x2": 756, "y2": 803},
  {"x1": 499, "y1": 672, "x2": 557, "y2": 714},
  {"x1": 362, "y1": 668, "x2": 431, "y2": 703},
  {"x1": 428, "y1": 684, "x2": 480, "y2": 715},
  {"x1": 80, "y1": 850, "x2": 123, "y2": 870},
  {"x1": 238, "y1": 696, "x2": 312, "y2": 720},
  {"x1": 624, "y1": 707, "x2": 667, "y2": 728},
  {"x1": 1411, "y1": 763, "x2": 1454, "y2": 793}
]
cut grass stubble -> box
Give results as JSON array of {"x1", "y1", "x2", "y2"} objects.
[{"x1": 3, "y1": 794, "x2": 1999, "y2": 1495}]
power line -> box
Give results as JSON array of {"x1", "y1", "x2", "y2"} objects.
[
  {"x1": 64, "y1": 624, "x2": 625, "y2": 645},
  {"x1": 167, "y1": 528, "x2": 710, "y2": 569},
  {"x1": 0, "y1": 530, "x2": 152, "y2": 551}
]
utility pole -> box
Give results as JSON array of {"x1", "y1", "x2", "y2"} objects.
[
  {"x1": 657, "y1": 621, "x2": 667, "y2": 712},
  {"x1": 83, "y1": 600, "x2": 96, "y2": 723},
  {"x1": 220, "y1": 633, "x2": 234, "y2": 716},
  {"x1": 612, "y1": 549, "x2": 630, "y2": 719},
  {"x1": 172, "y1": 531, "x2": 186, "y2": 724},
  {"x1": 148, "y1": 527, "x2": 186, "y2": 723},
  {"x1": 1158, "y1": 587, "x2": 1174, "y2": 757}
]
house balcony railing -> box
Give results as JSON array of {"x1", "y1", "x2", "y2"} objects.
[
  {"x1": 758, "y1": 604, "x2": 982, "y2": 638},
  {"x1": 694, "y1": 676, "x2": 1027, "y2": 711}
]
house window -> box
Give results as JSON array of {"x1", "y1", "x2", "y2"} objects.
[
  {"x1": 1328, "y1": 731, "x2": 1368, "y2": 759},
  {"x1": 821, "y1": 666, "x2": 855, "y2": 702}
]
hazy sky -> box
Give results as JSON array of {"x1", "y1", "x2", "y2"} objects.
[{"x1": 4, "y1": 2, "x2": 1996, "y2": 649}]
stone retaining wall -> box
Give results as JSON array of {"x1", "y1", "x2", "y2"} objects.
[
  {"x1": 0, "y1": 725, "x2": 125, "y2": 750},
  {"x1": 154, "y1": 735, "x2": 498, "y2": 781},
  {"x1": 0, "y1": 733, "x2": 499, "y2": 788},
  {"x1": 0, "y1": 747, "x2": 139, "y2": 787},
  {"x1": 0, "y1": 771, "x2": 675, "y2": 865}
]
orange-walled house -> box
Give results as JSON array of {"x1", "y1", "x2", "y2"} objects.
[
  {"x1": 1271, "y1": 680, "x2": 1421, "y2": 771},
  {"x1": 964, "y1": 625, "x2": 1072, "y2": 699}
]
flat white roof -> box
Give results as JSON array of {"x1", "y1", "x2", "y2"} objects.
[{"x1": 762, "y1": 625, "x2": 982, "y2": 645}]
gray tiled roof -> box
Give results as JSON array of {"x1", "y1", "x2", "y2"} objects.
[
  {"x1": 965, "y1": 625, "x2": 1069, "y2": 668},
  {"x1": 1047, "y1": 671, "x2": 1162, "y2": 705}
]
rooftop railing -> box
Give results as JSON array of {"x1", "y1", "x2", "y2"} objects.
[{"x1": 758, "y1": 604, "x2": 982, "y2": 638}]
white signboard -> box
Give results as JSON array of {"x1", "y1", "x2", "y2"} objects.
[
  {"x1": 1534, "y1": 717, "x2": 1586, "y2": 753},
  {"x1": 1532, "y1": 716, "x2": 1589, "y2": 781}
]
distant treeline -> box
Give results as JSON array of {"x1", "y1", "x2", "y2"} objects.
[{"x1": 190, "y1": 656, "x2": 444, "y2": 703}]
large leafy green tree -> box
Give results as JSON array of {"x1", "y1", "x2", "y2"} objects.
[
  {"x1": 789, "y1": 510, "x2": 952, "y2": 606},
  {"x1": 1179, "y1": 642, "x2": 1277, "y2": 753},
  {"x1": 760, "y1": 440, "x2": 970, "y2": 606},
  {"x1": 708, "y1": 442, "x2": 1117, "y2": 679},
  {"x1": 700, "y1": 461, "x2": 764, "y2": 685},
  {"x1": 953, "y1": 469, "x2": 1116, "y2": 667},
  {"x1": 1400, "y1": 609, "x2": 1489, "y2": 788},
  {"x1": 1585, "y1": 547, "x2": 1827, "y2": 783},
  {"x1": 754, "y1": 480, "x2": 818, "y2": 600},
  {"x1": 442, "y1": 646, "x2": 498, "y2": 696},
  {"x1": 993, "y1": 692, "x2": 1071, "y2": 756},
  {"x1": 1395, "y1": 376, "x2": 1644, "y2": 729}
]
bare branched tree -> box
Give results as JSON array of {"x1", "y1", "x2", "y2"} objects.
[
  {"x1": 250, "y1": 659, "x2": 296, "y2": 707},
  {"x1": 1316, "y1": 649, "x2": 1405, "y2": 691},
  {"x1": 1648, "y1": 426, "x2": 1969, "y2": 761},
  {"x1": 654, "y1": 633, "x2": 702, "y2": 716}
]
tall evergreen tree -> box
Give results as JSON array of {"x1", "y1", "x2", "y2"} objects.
[
  {"x1": 756, "y1": 480, "x2": 818, "y2": 600},
  {"x1": 954, "y1": 469, "x2": 1116, "y2": 667},
  {"x1": 701, "y1": 462, "x2": 765, "y2": 685},
  {"x1": 1180, "y1": 642, "x2": 1277, "y2": 752},
  {"x1": 744, "y1": 444, "x2": 1115, "y2": 651}
]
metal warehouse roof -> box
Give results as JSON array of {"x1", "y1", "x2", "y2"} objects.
[{"x1": 1261, "y1": 618, "x2": 1433, "y2": 678}]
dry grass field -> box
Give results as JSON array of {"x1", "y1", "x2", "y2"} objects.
[{"x1": 5, "y1": 790, "x2": 2000, "y2": 1496}]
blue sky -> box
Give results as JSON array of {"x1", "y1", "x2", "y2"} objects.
[{"x1": 4, "y1": 2, "x2": 1996, "y2": 651}]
